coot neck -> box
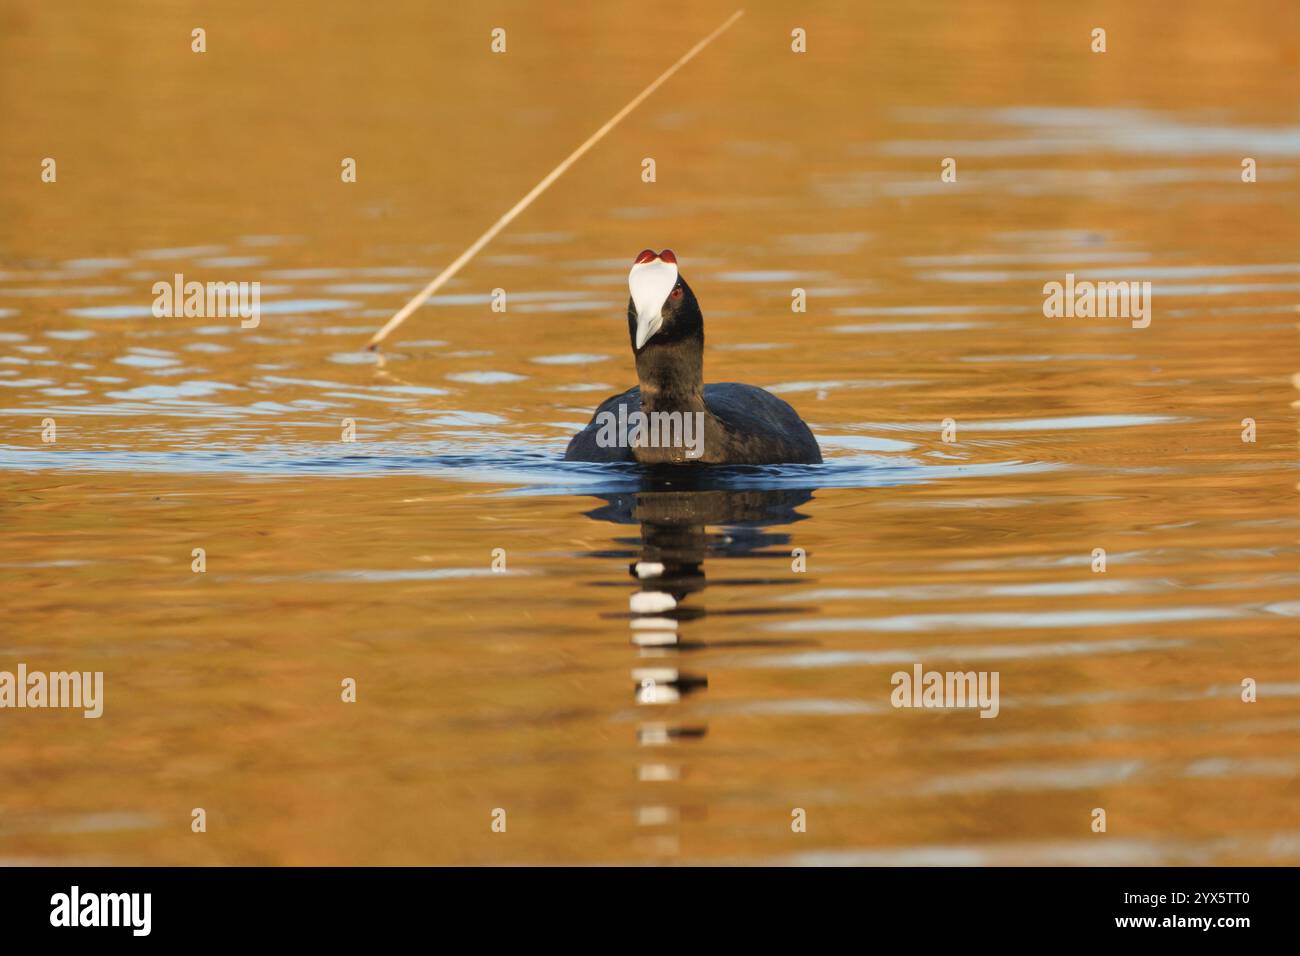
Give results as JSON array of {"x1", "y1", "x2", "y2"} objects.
[{"x1": 635, "y1": 333, "x2": 705, "y2": 414}]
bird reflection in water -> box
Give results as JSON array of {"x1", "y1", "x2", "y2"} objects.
[{"x1": 580, "y1": 478, "x2": 818, "y2": 856}]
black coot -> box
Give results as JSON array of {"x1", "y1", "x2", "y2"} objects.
[{"x1": 565, "y1": 250, "x2": 822, "y2": 465}]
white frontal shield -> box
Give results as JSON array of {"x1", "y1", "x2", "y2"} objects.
[{"x1": 629, "y1": 257, "x2": 678, "y2": 349}]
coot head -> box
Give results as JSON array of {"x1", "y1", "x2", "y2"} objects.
[{"x1": 626, "y1": 249, "x2": 702, "y2": 352}]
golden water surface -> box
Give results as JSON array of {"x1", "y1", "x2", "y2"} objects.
[{"x1": 1, "y1": 0, "x2": 1299, "y2": 864}]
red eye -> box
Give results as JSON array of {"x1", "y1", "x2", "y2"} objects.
[
  {"x1": 670, "y1": 286, "x2": 683, "y2": 299},
  {"x1": 659, "y1": 249, "x2": 677, "y2": 265},
  {"x1": 634, "y1": 249, "x2": 656, "y2": 264}
]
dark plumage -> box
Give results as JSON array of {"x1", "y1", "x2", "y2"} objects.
[{"x1": 564, "y1": 250, "x2": 822, "y2": 465}]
